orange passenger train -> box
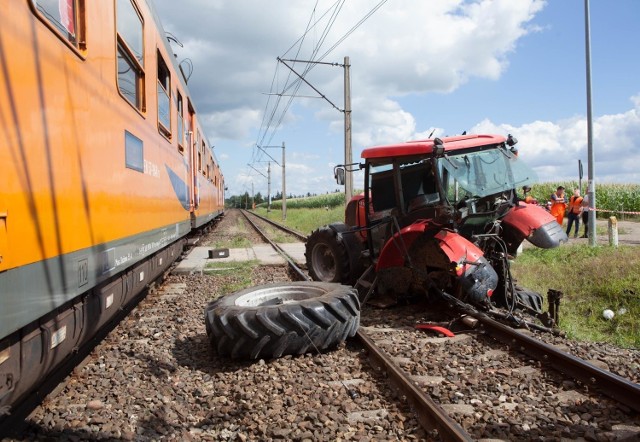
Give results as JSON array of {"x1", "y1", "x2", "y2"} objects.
[{"x1": 0, "y1": 0, "x2": 223, "y2": 416}]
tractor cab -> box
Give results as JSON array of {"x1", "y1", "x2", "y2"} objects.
[
  {"x1": 313, "y1": 134, "x2": 566, "y2": 315},
  {"x1": 347, "y1": 135, "x2": 536, "y2": 256}
]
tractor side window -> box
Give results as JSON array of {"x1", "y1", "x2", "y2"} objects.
[
  {"x1": 117, "y1": 0, "x2": 145, "y2": 111},
  {"x1": 399, "y1": 162, "x2": 440, "y2": 213},
  {"x1": 370, "y1": 169, "x2": 396, "y2": 212}
]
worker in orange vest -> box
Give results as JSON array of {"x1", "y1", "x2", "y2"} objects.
[
  {"x1": 549, "y1": 186, "x2": 566, "y2": 225},
  {"x1": 566, "y1": 188, "x2": 583, "y2": 238}
]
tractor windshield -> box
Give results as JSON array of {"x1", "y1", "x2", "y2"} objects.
[{"x1": 440, "y1": 147, "x2": 536, "y2": 199}]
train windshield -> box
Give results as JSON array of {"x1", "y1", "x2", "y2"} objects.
[{"x1": 440, "y1": 147, "x2": 537, "y2": 198}]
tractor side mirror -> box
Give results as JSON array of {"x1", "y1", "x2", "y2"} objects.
[{"x1": 334, "y1": 166, "x2": 345, "y2": 185}]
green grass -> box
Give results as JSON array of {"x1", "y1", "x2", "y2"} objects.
[
  {"x1": 510, "y1": 245, "x2": 640, "y2": 348},
  {"x1": 253, "y1": 206, "x2": 344, "y2": 235},
  {"x1": 220, "y1": 236, "x2": 253, "y2": 249},
  {"x1": 206, "y1": 216, "x2": 253, "y2": 249},
  {"x1": 204, "y1": 260, "x2": 258, "y2": 295}
]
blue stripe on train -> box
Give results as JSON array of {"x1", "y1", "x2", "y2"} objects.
[{"x1": 165, "y1": 164, "x2": 190, "y2": 210}]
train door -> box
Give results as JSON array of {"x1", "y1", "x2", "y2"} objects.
[{"x1": 186, "y1": 100, "x2": 197, "y2": 213}]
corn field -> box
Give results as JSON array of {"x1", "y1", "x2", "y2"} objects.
[
  {"x1": 260, "y1": 184, "x2": 640, "y2": 218},
  {"x1": 258, "y1": 192, "x2": 346, "y2": 210},
  {"x1": 530, "y1": 182, "x2": 640, "y2": 219}
]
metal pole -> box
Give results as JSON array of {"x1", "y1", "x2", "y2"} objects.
[
  {"x1": 584, "y1": 0, "x2": 596, "y2": 246},
  {"x1": 252, "y1": 182, "x2": 254, "y2": 209},
  {"x1": 344, "y1": 56, "x2": 353, "y2": 205},
  {"x1": 282, "y1": 142, "x2": 287, "y2": 221},
  {"x1": 267, "y1": 162, "x2": 271, "y2": 213}
]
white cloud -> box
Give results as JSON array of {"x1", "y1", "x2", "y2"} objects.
[
  {"x1": 470, "y1": 96, "x2": 640, "y2": 183},
  {"x1": 152, "y1": 0, "x2": 597, "y2": 196},
  {"x1": 153, "y1": 0, "x2": 545, "y2": 140},
  {"x1": 201, "y1": 108, "x2": 262, "y2": 140}
]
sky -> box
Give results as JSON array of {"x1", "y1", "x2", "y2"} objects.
[{"x1": 150, "y1": 0, "x2": 640, "y2": 199}]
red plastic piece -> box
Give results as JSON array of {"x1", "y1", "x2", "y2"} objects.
[{"x1": 415, "y1": 324, "x2": 455, "y2": 337}]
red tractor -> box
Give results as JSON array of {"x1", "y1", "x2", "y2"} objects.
[{"x1": 305, "y1": 134, "x2": 567, "y2": 315}]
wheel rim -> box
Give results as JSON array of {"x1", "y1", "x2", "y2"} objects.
[
  {"x1": 311, "y1": 243, "x2": 337, "y2": 281},
  {"x1": 234, "y1": 284, "x2": 329, "y2": 307}
]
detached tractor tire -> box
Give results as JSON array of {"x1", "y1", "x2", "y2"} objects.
[
  {"x1": 204, "y1": 281, "x2": 360, "y2": 360},
  {"x1": 306, "y1": 223, "x2": 363, "y2": 284}
]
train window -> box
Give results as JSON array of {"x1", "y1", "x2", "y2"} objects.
[
  {"x1": 197, "y1": 132, "x2": 202, "y2": 171},
  {"x1": 176, "y1": 92, "x2": 184, "y2": 152},
  {"x1": 116, "y1": 0, "x2": 145, "y2": 111},
  {"x1": 201, "y1": 141, "x2": 207, "y2": 176},
  {"x1": 117, "y1": 45, "x2": 140, "y2": 108},
  {"x1": 125, "y1": 131, "x2": 144, "y2": 172},
  {"x1": 157, "y1": 52, "x2": 171, "y2": 135},
  {"x1": 31, "y1": 0, "x2": 86, "y2": 51}
]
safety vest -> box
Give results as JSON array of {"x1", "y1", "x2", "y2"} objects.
[{"x1": 569, "y1": 195, "x2": 583, "y2": 214}]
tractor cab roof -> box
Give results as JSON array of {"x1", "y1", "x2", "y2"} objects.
[{"x1": 360, "y1": 134, "x2": 507, "y2": 161}]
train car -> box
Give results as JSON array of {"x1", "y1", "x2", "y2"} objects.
[
  {"x1": 191, "y1": 120, "x2": 225, "y2": 228},
  {"x1": 0, "y1": 0, "x2": 223, "y2": 415}
]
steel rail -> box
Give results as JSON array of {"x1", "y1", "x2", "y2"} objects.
[
  {"x1": 239, "y1": 210, "x2": 309, "y2": 281},
  {"x1": 243, "y1": 209, "x2": 308, "y2": 241},
  {"x1": 356, "y1": 329, "x2": 473, "y2": 441},
  {"x1": 467, "y1": 310, "x2": 640, "y2": 412}
]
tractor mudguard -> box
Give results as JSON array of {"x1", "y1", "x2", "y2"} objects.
[
  {"x1": 501, "y1": 202, "x2": 568, "y2": 251},
  {"x1": 376, "y1": 222, "x2": 498, "y2": 304},
  {"x1": 376, "y1": 221, "x2": 485, "y2": 271}
]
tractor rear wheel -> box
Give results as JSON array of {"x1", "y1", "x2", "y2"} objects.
[{"x1": 204, "y1": 282, "x2": 360, "y2": 359}]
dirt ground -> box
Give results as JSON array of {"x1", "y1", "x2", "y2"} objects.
[{"x1": 568, "y1": 218, "x2": 640, "y2": 245}]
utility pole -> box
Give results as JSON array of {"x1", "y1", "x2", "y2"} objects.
[
  {"x1": 277, "y1": 56, "x2": 352, "y2": 205},
  {"x1": 282, "y1": 142, "x2": 287, "y2": 220},
  {"x1": 344, "y1": 56, "x2": 353, "y2": 204},
  {"x1": 251, "y1": 182, "x2": 254, "y2": 209},
  {"x1": 584, "y1": 0, "x2": 596, "y2": 246},
  {"x1": 267, "y1": 162, "x2": 271, "y2": 213},
  {"x1": 247, "y1": 163, "x2": 268, "y2": 210},
  {"x1": 257, "y1": 143, "x2": 286, "y2": 220}
]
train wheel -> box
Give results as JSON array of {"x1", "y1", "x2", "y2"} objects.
[{"x1": 204, "y1": 282, "x2": 360, "y2": 360}]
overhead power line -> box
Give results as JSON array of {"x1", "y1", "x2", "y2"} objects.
[{"x1": 249, "y1": 0, "x2": 388, "y2": 187}]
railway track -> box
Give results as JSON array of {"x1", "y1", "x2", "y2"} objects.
[
  {"x1": 234, "y1": 209, "x2": 640, "y2": 440},
  {"x1": 239, "y1": 209, "x2": 308, "y2": 280},
  {"x1": 361, "y1": 303, "x2": 640, "y2": 440},
  {"x1": 9, "y1": 210, "x2": 640, "y2": 440},
  {"x1": 240, "y1": 209, "x2": 308, "y2": 242}
]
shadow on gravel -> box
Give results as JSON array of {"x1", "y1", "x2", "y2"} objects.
[
  {"x1": 172, "y1": 334, "x2": 254, "y2": 374},
  {"x1": 8, "y1": 423, "x2": 125, "y2": 441}
]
